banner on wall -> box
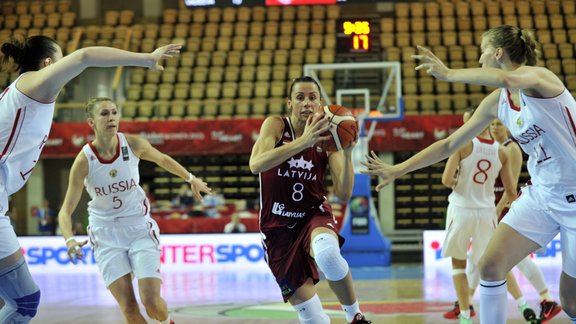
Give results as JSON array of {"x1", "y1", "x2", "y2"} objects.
[
  {"x1": 43, "y1": 116, "x2": 463, "y2": 157},
  {"x1": 19, "y1": 234, "x2": 266, "y2": 273},
  {"x1": 423, "y1": 230, "x2": 562, "y2": 279}
]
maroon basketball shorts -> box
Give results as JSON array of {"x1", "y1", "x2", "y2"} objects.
[{"x1": 261, "y1": 212, "x2": 344, "y2": 302}]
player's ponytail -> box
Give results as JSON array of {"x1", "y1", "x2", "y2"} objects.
[
  {"x1": 1, "y1": 35, "x2": 58, "y2": 73},
  {"x1": 483, "y1": 25, "x2": 540, "y2": 66},
  {"x1": 519, "y1": 29, "x2": 539, "y2": 66}
]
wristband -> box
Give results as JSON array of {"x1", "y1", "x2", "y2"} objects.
[
  {"x1": 65, "y1": 237, "x2": 76, "y2": 244},
  {"x1": 186, "y1": 172, "x2": 195, "y2": 183}
]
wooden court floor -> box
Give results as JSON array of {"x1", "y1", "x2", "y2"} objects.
[{"x1": 26, "y1": 264, "x2": 569, "y2": 323}]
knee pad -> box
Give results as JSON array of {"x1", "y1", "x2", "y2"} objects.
[
  {"x1": 0, "y1": 257, "x2": 41, "y2": 323},
  {"x1": 293, "y1": 294, "x2": 330, "y2": 324},
  {"x1": 312, "y1": 233, "x2": 349, "y2": 281}
]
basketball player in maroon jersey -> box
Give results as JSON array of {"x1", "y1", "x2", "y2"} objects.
[{"x1": 249, "y1": 76, "x2": 370, "y2": 324}]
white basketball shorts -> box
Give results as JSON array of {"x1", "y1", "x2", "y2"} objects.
[
  {"x1": 87, "y1": 216, "x2": 162, "y2": 287},
  {"x1": 0, "y1": 182, "x2": 20, "y2": 259},
  {"x1": 502, "y1": 185, "x2": 576, "y2": 278},
  {"x1": 442, "y1": 204, "x2": 498, "y2": 265}
]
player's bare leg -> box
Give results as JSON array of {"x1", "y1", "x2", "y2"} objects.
[
  {"x1": 560, "y1": 272, "x2": 576, "y2": 321},
  {"x1": 108, "y1": 274, "x2": 147, "y2": 324},
  {"x1": 451, "y1": 258, "x2": 472, "y2": 322},
  {"x1": 506, "y1": 271, "x2": 538, "y2": 321},
  {"x1": 138, "y1": 278, "x2": 170, "y2": 323}
]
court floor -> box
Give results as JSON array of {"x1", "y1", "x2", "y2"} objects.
[{"x1": 29, "y1": 264, "x2": 568, "y2": 324}]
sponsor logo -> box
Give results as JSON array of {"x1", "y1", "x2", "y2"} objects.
[
  {"x1": 567, "y1": 194, "x2": 576, "y2": 203},
  {"x1": 161, "y1": 243, "x2": 264, "y2": 264},
  {"x1": 24, "y1": 246, "x2": 95, "y2": 265},
  {"x1": 433, "y1": 128, "x2": 447, "y2": 140},
  {"x1": 429, "y1": 239, "x2": 562, "y2": 260},
  {"x1": 393, "y1": 127, "x2": 424, "y2": 140},
  {"x1": 272, "y1": 202, "x2": 305, "y2": 218},
  {"x1": 72, "y1": 135, "x2": 85, "y2": 147}
]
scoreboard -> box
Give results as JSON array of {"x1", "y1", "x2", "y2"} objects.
[{"x1": 184, "y1": 0, "x2": 375, "y2": 6}]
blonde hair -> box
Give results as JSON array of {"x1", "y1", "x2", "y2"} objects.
[
  {"x1": 85, "y1": 97, "x2": 114, "y2": 118},
  {"x1": 482, "y1": 25, "x2": 540, "y2": 66}
]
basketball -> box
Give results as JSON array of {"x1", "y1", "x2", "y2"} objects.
[{"x1": 319, "y1": 105, "x2": 359, "y2": 152}]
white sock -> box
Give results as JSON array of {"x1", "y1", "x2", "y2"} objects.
[
  {"x1": 479, "y1": 279, "x2": 508, "y2": 324},
  {"x1": 516, "y1": 296, "x2": 527, "y2": 309},
  {"x1": 516, "y1": 257, "x2": 547, "y2": 294},
  {"x1": 341, "y1": 300, "x2": 360, "y2": 323},
  {"x1": 159, "y1": 315, "x2": 171, "y2": 324},
  {"x1": 460, "y1": 309, "x2": 471, "y2": 319},
  {"x1": 540, "y1": 291, "x2": 553, "y2": 302}
]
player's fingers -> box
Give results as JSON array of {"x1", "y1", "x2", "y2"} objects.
[
  {"x1": 319, "y1": 135, "x2": 332, "y2": 142},
  {"x1": 411, "y1": 54, "x2": 425, "y2": 61},
  {"x1": 415, "y1": 64, "x2": 429, "y2": 71},
  {"x1": 416, "y1": 45, "x2": 431, "y2": 54}
]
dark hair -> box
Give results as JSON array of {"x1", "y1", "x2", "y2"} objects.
[
  {"x1": 482, "y1": 25, "x2": 540, "y2": 66},
  {"x1": 1, "y1": 35, "x2": 59, "y2": 73},
  {"x1": 85, "y1": 97, "x2": 115, "y2": 118},
  {"x1": 288, "y1": 76, "x2": 321, "y2": 98}
]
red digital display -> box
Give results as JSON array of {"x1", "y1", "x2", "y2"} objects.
[
  {"x1": 337, "y1": 19, "x2": 373, "y2": 53},
  {"x1": 266, "y1": 0, "x2": 336, "y2": 5}
]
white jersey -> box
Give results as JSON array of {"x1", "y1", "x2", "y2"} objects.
[
  {"x1": 82, "y1": 133, "x2": 149, "y2": 222},
  {"x1": 0, "y1": 74, "x2": 55, "y2": 201},
  {"x1": 448, "y1": 137, "x2": 502, "y2": 208},
  {"x1": 498, "y1": 88, "x2": 576, "y2": 210}
]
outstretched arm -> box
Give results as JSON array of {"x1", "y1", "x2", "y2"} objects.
[
  {"x1": 412, "y1": 45, "x2": 564, "y2": 97},
  {"x1": 361, "y1": 90, "x2": 500, "y2": 191},
  {"x1": 18, "y1": 44, "x2": 182, "y2": 103},
  {"x1": 126, "y1": 134, "x2": 211, "y2": 202},
  {"x1": 58, "y1": 152, "x2": 89, "y2": 263}
]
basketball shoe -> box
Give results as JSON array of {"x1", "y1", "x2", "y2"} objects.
[
  {"x1": 443, "y1": 301, "x2": 476, "y2": 319},
  {"x1": 519, "y1": 303, "x2": 538, "y2": 323},
  {"x1": 458, "y1": 314, "x2": 473, "y2": 324},
  {"x1": 539, "y1": 300, "x2": 562, "y2": 322},
  {"x1": 350, "y1": 313, "x2": 371, "y2": 324}
]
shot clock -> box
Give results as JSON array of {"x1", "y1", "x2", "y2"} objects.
[{"x1": 336, "y1": 18, "x2": 377, "y2": 54}]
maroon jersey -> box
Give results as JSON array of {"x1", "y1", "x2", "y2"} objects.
[{"x1": 259, "y1": 117, "x2": 331, "y2": 231}]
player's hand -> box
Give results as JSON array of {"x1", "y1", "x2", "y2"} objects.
[
  {"x1": 412, "y1": 45, "x2": 451, "y2": 81},
  {"x1": 189, "y1": 177, "x2": 211, "y2": 202},
  {"x1": 360, "y1": 150, "x2": 401, "y2": 191},
  {"x1": 301, "y1": 112, "x2": 331, "y2": 147},
  {"x1": 149, "y1": 44, "x2": 182, "y2": 71},
  {"x1": 66, "y1": 239, "x2": 88, "y2": 264}
]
